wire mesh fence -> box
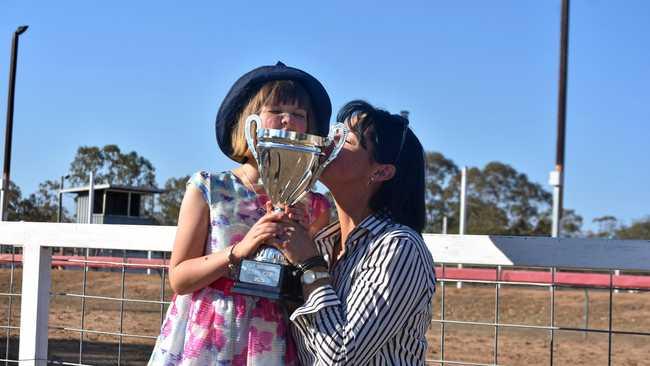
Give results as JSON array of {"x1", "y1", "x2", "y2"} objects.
[
  {"x1": 7, "y1": 253, "x2": 650, "y2": 365},
  {"x1": 426, "y1": 264, "x2": 650, "y2": 365},
  {"x1": 45, "y1": 249, "x2": 171, "y2": 365},
  {"x1": 1, "y1": 244, "x2": 21, "y2": 365},
  {"x1": 2, "y1": 223, "x2": 650, "y2": 365},
  {"x1": 1, "y1": 246, "x2": 172, "y2": 365}
]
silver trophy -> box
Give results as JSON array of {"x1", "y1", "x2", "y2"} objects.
[{"x1": 232, "y1": 114, "x2": 347, "y2": 301}]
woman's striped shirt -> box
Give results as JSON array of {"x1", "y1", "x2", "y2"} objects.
[{"x1": 290, "y1": 213, "x2": 437, "y2": 365}]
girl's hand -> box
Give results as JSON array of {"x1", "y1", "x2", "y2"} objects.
[{"x1": 232, "y1": 202, "x2": 284, "y2": 261}]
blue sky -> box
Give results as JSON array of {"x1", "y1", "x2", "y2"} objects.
[{"x1": 1, "y1": 0, "x2": 649, "y2": 231}]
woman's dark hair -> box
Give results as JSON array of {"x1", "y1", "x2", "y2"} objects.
[{"x1": 337, "y1": 100, "x2": 426, "y2": 233}]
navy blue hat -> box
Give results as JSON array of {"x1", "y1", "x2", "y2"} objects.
[{"x1": 215, "y1": 62, "x2": 332, "y2": 162}]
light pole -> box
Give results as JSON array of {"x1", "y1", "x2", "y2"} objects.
[
  {"x1": 1, "y1": 25, "x2": 29, "y2": 221},
  {"x1": 550, "y1": 0, "x2": 570, "y2": 237},
  {"x1": 58, "y1": 175, "x2": 70, "y2": 222}
]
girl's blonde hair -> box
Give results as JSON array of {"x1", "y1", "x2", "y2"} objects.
[{"x1": 230, "y1": 80, "x2": 315, "y2": 162}]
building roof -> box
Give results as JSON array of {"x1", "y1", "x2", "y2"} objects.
[{"x1": 60, "y1": 183, "x2": 165, "y2": 195}]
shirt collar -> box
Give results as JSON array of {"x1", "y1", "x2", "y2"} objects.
[{"x1": 324, "y1": 211, "x2": 392, "y2": 246}]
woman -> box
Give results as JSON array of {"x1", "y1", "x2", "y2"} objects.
[
  {"x1": 273, "y1": 100, "x2": 437, "y2": 365},
  {"x1": 148, "y1": 62, "x2": 331, "y2": 365}
]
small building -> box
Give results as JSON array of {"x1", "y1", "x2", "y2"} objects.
[{"x1": 60, "y1": 184, "x2": 164, "y2": 225}]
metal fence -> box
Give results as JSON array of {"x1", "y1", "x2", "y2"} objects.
[
  {"x1": 427, "y1": 265, "x2": 650, "y2": 365},
  {"x1": 46, "y1": 250, "x2": 170, "y2": 365},
  {"x1": 1, "y1": 223, "x2": 649, "y2": 365},
  {"x1": 1, "y1": 244, "x2": 21, "y2": 365},
  {"x1": 424, "y1": 234, "x2": 650, "y2": 365}
]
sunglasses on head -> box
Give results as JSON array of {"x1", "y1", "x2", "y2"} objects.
[
  {"x1": 349, "y1": 111, "x2": 409, "y2": 164},
  {"x1": 388, "y1": 116, "x2": 409, "y2": 164}
]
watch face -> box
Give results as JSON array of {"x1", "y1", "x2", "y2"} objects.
[{"x1": 303, "y1": 270, "x2": 316, "y2": 284}]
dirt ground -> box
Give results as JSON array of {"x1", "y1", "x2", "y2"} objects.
[{"x1": 2, "y1": 268, "x2": 650, "y2": 365}]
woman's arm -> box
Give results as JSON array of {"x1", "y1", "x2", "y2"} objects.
[
  {"x1": 281, "y1": 227, "x2": 436, "y2": 365},
  {"x1": 169, "y1": 187, "x2": 283, "y2": 295}
]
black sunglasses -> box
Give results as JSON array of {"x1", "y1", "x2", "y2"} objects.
[
  {"x1": 348, "y1": 111, "x2": 409, "y2": 164},
  {"x1": 391, "y1": 116, "x2": 409, "y2": 164}
]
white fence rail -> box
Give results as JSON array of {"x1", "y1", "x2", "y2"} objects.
[
  {"x1": 1, "y1": 222, "x2": 650, "y2": 365},
  {"x1": 423, "y1": 233, "x2": 650, "y2": 271}
]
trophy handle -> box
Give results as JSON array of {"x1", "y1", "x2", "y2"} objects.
[
  {"x1": 245, "y1": 114, "x2": 261, "y2": 162},
  {"x1": 314, "y1": 123, "x2": 349, "y2": 177}
]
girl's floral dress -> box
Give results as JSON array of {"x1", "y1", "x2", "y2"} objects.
[{"x1": 149, "y1": 171, "x2": 330, "y2": 365}]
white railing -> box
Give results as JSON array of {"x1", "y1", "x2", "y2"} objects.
[
  {"x1": 423, "y1": 233, "x2": 650, "y2": 271},
  {"x1": 1, "y1": 221, "x2": 650, "y2": 365},
  {"x1": 1, "y1": 222, "x2": 175, "y2": 366}
]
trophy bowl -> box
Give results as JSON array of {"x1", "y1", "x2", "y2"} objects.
[{"x1": 231, "y1": 114, "x2": 347, "y2": 302}]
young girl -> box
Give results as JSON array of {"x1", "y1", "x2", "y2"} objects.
[{"x1": 148, "y1": 63, "x2": 332, "y2": 365}]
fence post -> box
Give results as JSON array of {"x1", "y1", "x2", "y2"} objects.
[
  {"x1": 458, "y1": 167, "x2": 467, "y2": 289},
  {"x1": 18, "y1": 244, "x2": 51, "y2": 366}
]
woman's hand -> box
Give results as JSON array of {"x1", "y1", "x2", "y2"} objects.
[
  {"x1": 232, "y1": 202, "x2": 285, "y2": 261},
  {"x1": 283, "y1": 201, "x2": 309, "y2": 228},
  {"x1": 272, "y1": 215, "x2": 320, "y2": 265}
]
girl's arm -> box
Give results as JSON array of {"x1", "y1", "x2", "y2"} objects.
[
  {"x1": 168, "y1": 185, "x2": 223, "y2": 295},
  {"x1": 169, "y1": 187, "x2": 282, "y2": 295}
]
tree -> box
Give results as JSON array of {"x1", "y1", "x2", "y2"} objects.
[
  {"x1": 424, "y1": 152, "x2": 459, "y2": 233},
  {"x1": 422, "y1": 151, "x2": 582, "y2": 236},
  {"x1": 559, "y1": 209, "x2": 583, "y2": 237},
  {"x1": 468, "y1": 162, "x2": 552, "y2": 234},
  {"x1": 6, "y1": 144, "x2": 157, "y2": 222},
  {"x1": 530, "y1": 209, "x2": 583, "y2": 238},
  {"x1": 68, "y1": 144, "x2": 156, "y2": 187},
  {"x1": 157, "y1": 175, "x2": 190, "y2": 225},
  {"x1": 616, "y1": 217, "x2": 650, "y2": 240},
  {"x1": 14, "y1": 195, "x2": 54, "y2": 222},
  {"x1": 4, "y1": 180, "x2": 22, "y2": 221},
  {"x1": 591, "y1": 215, "x2": 619, "y2": 238},
  {"x1": 437, "y1": 160, "x2": 554, "y2": 235},
  {"x1": 5, "y1": 179, "x2": 70, "y2": 222},
  {"x1": 14, "y1": 180, "x2": 71, "y2": 222},
  {"x1": 25, "y1": 180, "x2": 69, "y2": 222},
  {"x1": 464, "y1": 196, "x2": 510, "y2": 235}
]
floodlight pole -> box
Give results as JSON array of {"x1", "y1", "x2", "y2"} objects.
[
  {"x1": 1, "y1": 25, "x2": 29, "y2": 221},
  {"x1": 551, "y1": 0, "x2": 570, "y2": 237}
]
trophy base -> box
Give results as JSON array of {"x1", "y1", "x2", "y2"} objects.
[
  {"x1": 231, "y1": 281, "x2": 284, "y2": 300},
  {"x1": 232, "y1": 259, "x2": 303, "y2": 304}
]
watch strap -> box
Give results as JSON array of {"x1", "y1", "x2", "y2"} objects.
[{"x1": 297, "y1": 255, "x2": 327, "y2": 273}]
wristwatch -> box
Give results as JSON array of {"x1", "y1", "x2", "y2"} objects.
[{"x1": 301, "y1": 269, "x2": 330, "y2": 285}]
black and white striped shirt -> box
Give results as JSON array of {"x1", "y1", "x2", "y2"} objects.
[{"x1": 290, "y1": 213, "x2": 437, "y2": 365}]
